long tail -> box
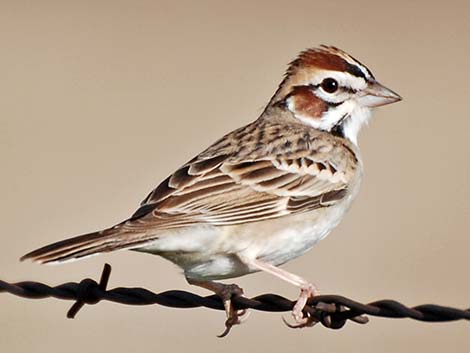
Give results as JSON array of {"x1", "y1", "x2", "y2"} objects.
[{"x1": 20, "y1": 226, "x2": 150, "y2": 264}]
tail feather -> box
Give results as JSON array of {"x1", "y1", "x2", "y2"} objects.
[{"x1": 20, "y1": 227, "x2": 151, "y2": 264}]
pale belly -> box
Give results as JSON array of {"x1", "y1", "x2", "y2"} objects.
[{"x1": 134, "y1": 199, "x2": 353, "y2": 280}]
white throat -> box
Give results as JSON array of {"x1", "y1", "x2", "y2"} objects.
[
  {"x1": 287, "y1": 98, "x2": 372, "y2": 145},
  {"x1": 340, "y1": 105, "x2": 372, "y2": 145}
]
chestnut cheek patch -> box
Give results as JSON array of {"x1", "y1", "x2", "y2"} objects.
[{"x1": 289, "y1": 86, "x2": 327, "y2": 120}]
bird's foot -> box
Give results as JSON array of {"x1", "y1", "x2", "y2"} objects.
[
  {"x1": 186, "y1": 278, "x2": 250, "y2": 337},
  {"x1": 283, "y1": 283, "x2": 319, "y2": 329},
  {"x1": 216, "y1": 283, "x2": 250, "y2": 338}
]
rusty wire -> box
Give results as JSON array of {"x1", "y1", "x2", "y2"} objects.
[{"x1": 1, "y1": 263, "x2": 469, "y2": 331}]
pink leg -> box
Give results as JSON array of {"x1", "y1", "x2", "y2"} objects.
[{"x1": 247, "y1": 259, "x2": 319, "y2": 327}]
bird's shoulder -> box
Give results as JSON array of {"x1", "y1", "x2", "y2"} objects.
[{"x1": 131, "y1": 116, "x2": 360, "y2": 222}]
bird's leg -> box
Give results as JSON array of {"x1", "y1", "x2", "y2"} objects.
[
  {"x1": 247, "y1": 259, "x2": 319, "y2": 328},
  {"x1": 186, "y1": 277, "x2": 249, "y2": 337}
]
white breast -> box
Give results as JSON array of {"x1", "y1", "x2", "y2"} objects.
[{"x1": 135, "y1": 189, "x2": 357, "y2": 280}]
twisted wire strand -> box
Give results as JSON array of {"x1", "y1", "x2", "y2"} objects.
[{"x1": 1, "y1": 264, "x2": 469, "y2": 330}]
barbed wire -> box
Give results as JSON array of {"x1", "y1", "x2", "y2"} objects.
[{"x1": 1, "y1": 263, "x2": 469, "y2": 333}]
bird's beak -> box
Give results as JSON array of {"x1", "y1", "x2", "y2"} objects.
[{"x1": 358, "y1": 80, "x2": 402, "y2": 108}]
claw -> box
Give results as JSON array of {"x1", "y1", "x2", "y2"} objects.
[
  {"x1": 217, "y1": 306, "x2": 251, "y2": 338},
  {"x1": 282, "y1": 314, "x2": 318, "y2": 329},
  {"x1": 218, "y1": 325, "x2": 232, "y2": 338},
  {"x1": 284, "y1": 283, "x2": 319, "y2": 329},
  {"x1": 238, "y1": 309, "x2": 251, "y2": 323}
]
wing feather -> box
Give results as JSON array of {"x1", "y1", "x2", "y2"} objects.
[{"x1": 125, "y1": 129, "x2": 358, "y2": 233}]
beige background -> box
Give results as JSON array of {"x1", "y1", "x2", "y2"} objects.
[{"x1": 1, "y1": 1, "x2": 469, "y2": 352}]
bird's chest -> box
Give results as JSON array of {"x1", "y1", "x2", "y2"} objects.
[
  {"x1": 237, "y1": 203, "x2": 349, "y2": 266},
  {"x1": 224, "y1": 177, "x2": 362, "y2": 267}
]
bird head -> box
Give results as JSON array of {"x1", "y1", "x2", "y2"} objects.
[{"x1": 270, "y1": 46, "x2": 401, "y2": 144}]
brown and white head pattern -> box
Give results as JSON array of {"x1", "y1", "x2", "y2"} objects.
[{"x1": 270, "y1": 46, "x2": 401, "y2": 145}]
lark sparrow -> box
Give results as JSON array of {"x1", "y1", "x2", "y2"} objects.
[{"x1": 21, "y1": 45, "x2": 401, "y2": 335}]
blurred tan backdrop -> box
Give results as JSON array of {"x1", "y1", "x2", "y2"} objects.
[{"x1": 1, "y1": 1, "x2": 469, "y2": 352}]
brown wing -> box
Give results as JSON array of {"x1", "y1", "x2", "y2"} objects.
[{"x1": 122, "y1": 127, "x2": 358, "y2": 231}]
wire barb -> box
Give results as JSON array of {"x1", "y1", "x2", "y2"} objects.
[
  {"x1": 66, "y1": 263, "x2": 112, "y2": 318},
  {"x1": 1, "y1": 264, "x2": 469, "y2": 331}
]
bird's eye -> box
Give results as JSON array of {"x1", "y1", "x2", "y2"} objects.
[{"x1": 320, "y1": 78, "x2": 339, "y2": 93}]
